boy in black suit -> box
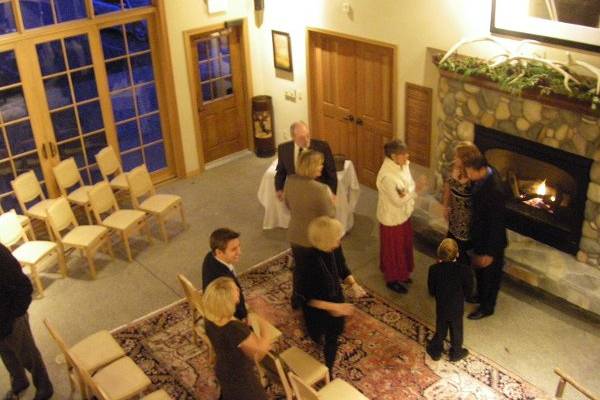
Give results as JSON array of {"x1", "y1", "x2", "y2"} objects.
[{"x1": 427, "y1": 238, "x2": 473, "y2": 362}]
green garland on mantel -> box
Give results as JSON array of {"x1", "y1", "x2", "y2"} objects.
[{"x1": 435, "y1": 54, "x2": 599, "y2": 110}]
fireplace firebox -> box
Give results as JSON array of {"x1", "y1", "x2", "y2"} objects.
[{"x1": 474, "y1": 125, "x2": 593, "y2": 255}]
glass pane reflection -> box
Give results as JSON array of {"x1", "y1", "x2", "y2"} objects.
[
  {"x1": 0, "y1": 87, "x2": 28, "y2": 122},
  {"x1": 6, "y1": 121, "x2": 35, "y2": 155},
  {"x1": 58, "y1": 139, "x2": 85, "y2": 167}
]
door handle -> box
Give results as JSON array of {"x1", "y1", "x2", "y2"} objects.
[
  {"x1": 50, "y1": 142, "x2": 56, "y2": 157},
  {"x1": 41, "y1": 143, "x2": 48, "y2": 159},
  {"x1": 356, "y1": 118, "x2": 363, "y2": 126},
  {"x1": 343, "y1": 114, "x2": 354, "y2": 122}
]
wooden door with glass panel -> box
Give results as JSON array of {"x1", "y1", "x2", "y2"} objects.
[{"x1": 192, "y1": 27, "x2": 248, "y2": 163}]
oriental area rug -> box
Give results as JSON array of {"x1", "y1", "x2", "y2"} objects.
[{"x1": 112, "y1": 250, "x2": 550, "y2": 400}]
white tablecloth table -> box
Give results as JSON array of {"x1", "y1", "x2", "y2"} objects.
[{"x1": 257, "y1": 159, "x2": 360, "y2": 232}]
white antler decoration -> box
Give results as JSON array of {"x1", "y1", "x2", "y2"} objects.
[
  {"x1": 438, "y1": 36, "x2": 512, "y2": 65},
  {"x1": 567, "y1": 53, "x2": 600, "y2": 95}
]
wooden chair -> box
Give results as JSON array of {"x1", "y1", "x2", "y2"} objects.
[
  {"x1": 11, "y1": 170, "x2": 57, "y2": 239},
  {"x1": 88, "y1": 181, "x2": 152, "y2": 261},
  {"x1": 177, "y1": 274, "x2": 215, "y2": 364},
  {"x1": 77, "y1": 356, "x2": 151, "y2": 400},
  {"x1": 141, "y1": 390, "x2": 173, "y2": 400},
  {"x1": 47, "y1": 197, "x2": 113, "y2": 279},
  {"x1": 43, "y1": 318, "x2": 127, "y2": 400},
  {"x1": 126, "y1": 164, "x2": 186, "y2": 242},
  {"x1": 0, "y1": 211, "x2": 66, "y2": 297},
  {"x1": 96, "y1": 146, "x2": 129, "y2": 192},
  {"x1": 554, "y1": 368, "x2": 598, "y2": 400},
  {"x1": 279, "y1": 346, "x2": 329, "y2": 387},
  {"x1": 0, "y1": 203, "x2": 35, "y2": 239},
  {"x1": 52, "y1": 158, "x2": 93, "y2": 224},
  {"x1": 261, "y1": 351, "x2": 295, "y2": 400},
  {"x1": 288, "y1": 372, "x2": 368, "y2": 400}
]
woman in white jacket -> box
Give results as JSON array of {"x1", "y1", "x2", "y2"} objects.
[{"x1": 376, "y1": 139, "x2": 418, "y2": 294}]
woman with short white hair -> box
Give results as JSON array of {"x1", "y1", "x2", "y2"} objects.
[
  {"x1": 202, "y1": 277, "x2": 271, "y2": 400},
  {"x1": 295, "y1": 216, "x2": 366, "y2": 378}
]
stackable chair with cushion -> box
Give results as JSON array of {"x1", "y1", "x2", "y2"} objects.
[
  {"x1": 96, "y1": 146, "x2": 128, "y2": 193},
  {"x1": 53, "y1": 158, "x2": 93, "y2": 224},
  {"x1": 0, "y1": 203, "x2": 35, "y2": 239},
  {"x1": 47, "y1": 197, "x2": 113, "y2": 279},
  {"x1": 279, "y1": 346, "x2": 330, "y2": 386},
  {"x1": 11, "y1": 170, "x2": 57, "y2": 239},
  {"x1": 261, "y1": 351, "x2": 295, "y2": 400},
  {"x1": 288, "y1": 372, "x2": 369, "y2": 400},
  {"x1": 88, "y1": 181, "x2": 152, "y2": 261},
  {"x1": 43, "y1": 319, "x2": 127, "y2": 400},
  {"x1": 0, "y1": 211, "x2": 66, "y2": 297},
  {"x1": 127, "y1": 164, "x2": 186, "y2": 242},
  {"x1": 177, "y1": 274, "x2": 215, "y2": 364}
]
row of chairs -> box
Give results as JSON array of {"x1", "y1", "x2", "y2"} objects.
[
  {"x1": 44, "y1": 319, "x2": 172, "y2": 400},
  {"x1": 176, "y1": 274, "x2": 369, "y2": 400}
]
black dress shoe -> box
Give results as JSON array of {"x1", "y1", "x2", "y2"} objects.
[
  {"x1": 449, "y1": 348, "x2": 469, "y2": 362},
  {"x1": 386, "y1": 281, "x2": 407, "y2": 294},
  {"x1": 3, "y1": 383, "x2": 30, "y2": 400},
  {"x1": 32, "y1": 390, "x2": 53, "y2": 400},
  {"x1": 465, "y1": 295, "x2": 480, "y2": 304},
  {"x1": 467, "y1": 310, "x2": 493, "y2": 320},
  {"x1": 425, "y1": 347, "x2": 441, "y2": 361}
]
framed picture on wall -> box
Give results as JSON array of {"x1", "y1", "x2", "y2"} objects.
[
  {"x1": 490, "y1": 0, "x2": 600, "y2": 52},
  {"x1": 272, "y1": 30, "x2": 293, "y2": 72}
]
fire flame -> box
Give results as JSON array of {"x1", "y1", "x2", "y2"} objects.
[{"x1": 535, "y1": 180, "x2": 547, "y2": 196}]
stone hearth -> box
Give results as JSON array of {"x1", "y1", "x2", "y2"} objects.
[{"x1": 418, "y1": 71, "x2": 600, "y2": 315}]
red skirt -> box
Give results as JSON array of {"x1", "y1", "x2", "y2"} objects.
[{"x1": 379, "y1": 219, "x2": 414, "y2": 283}]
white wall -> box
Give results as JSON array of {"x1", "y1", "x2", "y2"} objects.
[{"x1": 163, "y1": 0, "x2": 600, "y2": 174}]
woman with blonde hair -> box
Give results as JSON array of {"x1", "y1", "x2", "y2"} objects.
[
  {"x1": 202, "y1": 277, "x2": 271, "y2": 400},
  {"x1": 284, "y1": 149, "x2": 336, "y2": 308},
  {"x1": 295, "y1": 216, "x2": 366, "y2": 378}
]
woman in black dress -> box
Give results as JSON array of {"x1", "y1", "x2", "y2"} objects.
[
  {"x1": 296, "y1": 216, "x2": 366, "y2": 377},
  {"x1": 202, "y1": 277, "x2": 272, "y2": 400}
]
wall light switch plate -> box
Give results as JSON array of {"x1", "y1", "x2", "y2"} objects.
[
  {"x1": 285, "y1": 90, "x2": 297, "y2": 102},
  {"x1": 207, "y1": 0, "x2": 227, "y2": 14},
  {"x1": 342, "y1": 2, "x2": 351, "y2": 14}
]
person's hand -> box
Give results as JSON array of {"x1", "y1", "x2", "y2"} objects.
[
  {"x1": 349, "y1": 283, "x2": 367, "y2": 298},
  {"x1": 329, "y1": 303, "x2": 354, "y2": 317},
  {"x1": 473, "y1": 255, "x2": 494, "y2": 268},
  {"x1": 276, "y1": 190, "x2": 284, "y2": 201}
]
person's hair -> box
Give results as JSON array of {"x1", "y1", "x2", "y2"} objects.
[
  {"x1": 437, "y1": 238, "x2": 459, "y2": 262},
  {"x1": 296, "y1": 150, "x2": 324, "y2": 178},
  {"x1": 290, "y1": 121, "x2": 308, "y2": 137},
  {"x1": 384, "y1": 139, "x2": 407, "y2": 158},
  {"x1": 209, "y1": 228, "x2": 240, "y2": 253},
  {"x1": 308, "y1": 216, "x2": 343, "y2": 252},
  {"x1": 462, "y1": 154, "x2": 488, "y2": 170},
  {"x1": 454, "y1": 142, "x2": 481, "y2": 164},
  {"x1": 202, "y1": 277, "x2": 238, "y2": 323}
]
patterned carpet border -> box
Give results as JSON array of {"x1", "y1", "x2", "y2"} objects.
[{"x1": 112, "y1": 249, "x2": 549, "y2": 400}]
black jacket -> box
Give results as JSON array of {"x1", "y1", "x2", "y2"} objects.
[
  {"x1": 275, "y1": 139, "x2": 338, "y2": 194},
  {"x1": 0, "y1": 243, "x2": 33, "y2": 338},
  {"x1": 470, "y1": 167, "x2": 508, "y2": 258},
  {"x1": 428, "y1": 261, "x2": 473, "y2": 319},
  {"x1": 201, "y1": 252, "x2": 248, "y2": 320}
]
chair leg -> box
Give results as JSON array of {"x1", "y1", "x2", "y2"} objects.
[
  {"x1": 122, "y1": 232, "x2": 133, "y2": 261},
  {"x1": 105, "y1": 235, "x2": 115, "y2": 260},
  {"x1": 83, "y1": 204, "x2": 93, "y2": 225},
  {"x1": 25, "y1": 222, "x2": 36, "y2": 240},
  {"x1": 43, "y1": 219, "x2": 54, "y2": 241},
  {"x1": 85, "y1": 249, "x2": 97, "y2": 279},
  {"x1": 158, "y1": 216, "x2": 168, "y2": 242},
  {"x1": 144, "y1": 220, "x2": 153, "y2": 244},
  {"x1": 179, "y1": 203, "x2": 188, "y2": 228},
  {"x1": 29, "y1": 264, "x2": 45, "y2": 298},
  {"x1": 56, "y1": 247, "x2": 68, "y2": 277}
]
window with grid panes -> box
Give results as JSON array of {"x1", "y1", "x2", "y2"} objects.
[
  {"x1": 0, "y1": 49, "x2": 44, "y2": 212},
  {"x1": 19, "y1": 0, "x2": 87, "y2": 29},
  {"x1": 101, "y1": 20, "x2": 166, "y2": 172},
  {"x1": 93, "y1": 0, "x2": 152, "y2": 16},
  {"x1": 37, "y1": 34, "x2": 108, "y2": 184},
  {"x1": 197, "y1": 33, "x2": 233, "y2": 103},
  {"x1": 0, "y1": 0, "x2": 17, "y2": 35}
]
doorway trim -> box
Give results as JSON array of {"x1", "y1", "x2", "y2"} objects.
[
  {"x1": 184, "y1": 18, "x2": 253, "y2": 174},
  {"x1": 305, "y1": 27, "x2": 398, "y2": 138}
]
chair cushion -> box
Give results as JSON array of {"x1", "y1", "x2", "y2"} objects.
[
  {"x1": 143, "y1": 390, "x2": 172, "y2": 400},
  {"x1": 70, "y1": 330, "x2": 125, "y2": 373},
  {"x1": 27, "y1": 199, "x2": 55, "y2": 219},
  {"x1": 318, "y1": 379, "x2": 368, "y2": 400},
  {"x1": 280, "y1": 346, "x2": 329, "y2": 386},
  {"x1": 139, "y1": 194, "x2": 181, "y2": 214},
  {"x1": 12, "y1": 241, "x2": 56, "y2": 264},
  {"x1": 93, "y1": 357, "x2": 151, "y2": 400},
  {"x1": 62, "y1": 225, "x2": 108, "y2": 248},
  {"x1": 110, "y1": 174, "x2": 129, "y2": 190},
  {"x1": 102, "y1": 210, "x2": 146, "y2": 231},
  {"x1": 16, "y1": 214, "x2": 30, "y2": 226},
  {"x1": 67, "y1": 186, "x2": 92, "y2": 205}
]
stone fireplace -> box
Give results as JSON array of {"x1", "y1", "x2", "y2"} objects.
[{"x1": 432, "y1": 70, "x2": 600, "y2": 314}]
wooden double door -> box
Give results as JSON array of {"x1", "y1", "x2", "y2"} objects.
[{"x1": 308, "y1": 31, "x2": 395, "y2": 187}]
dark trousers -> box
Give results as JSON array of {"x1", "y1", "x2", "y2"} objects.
[
  {"x1": 475, "y1": 255, "x2": 504, "y2": 314},
  {"x1": 427, "y1": 315, "x2": 463, "y2": 356},
  {"x1": 305, "y1": 317, "x2": 340, "y2": 375},
  {"x1": 0, "y1": 314, "x2": 53, "y2": 395}
]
